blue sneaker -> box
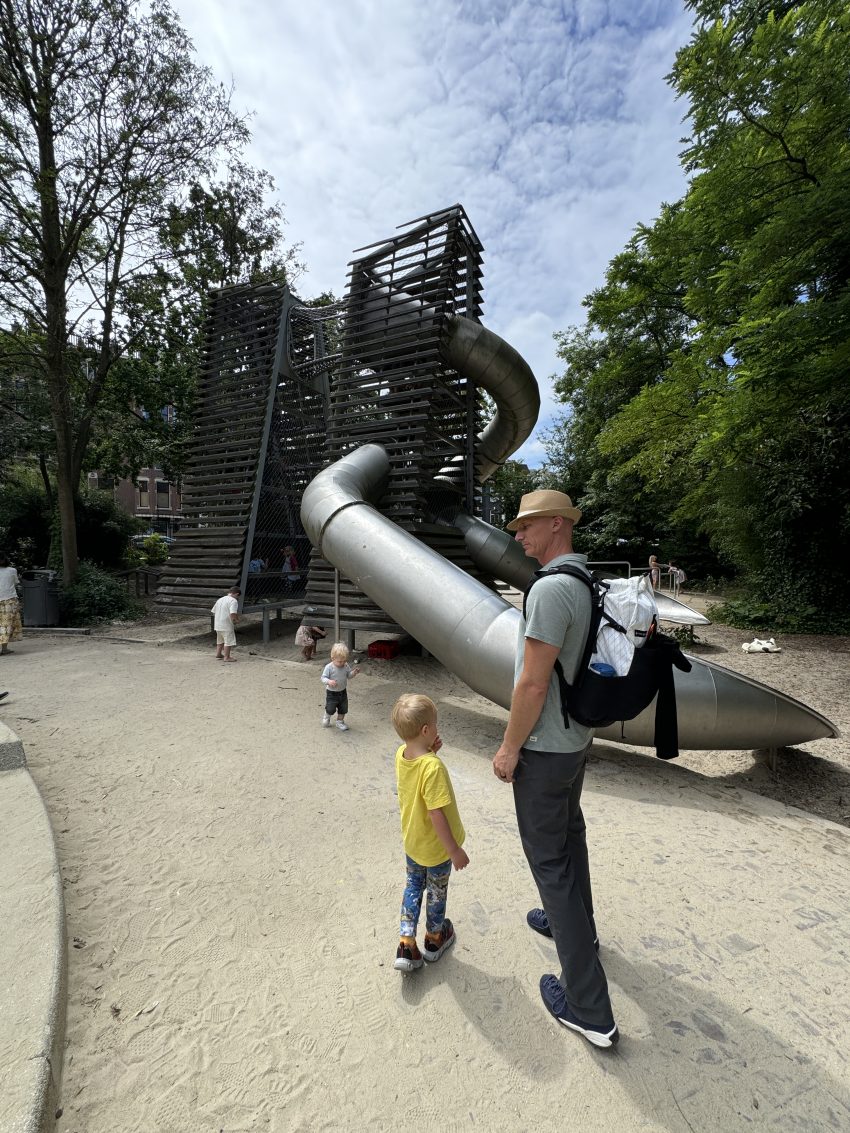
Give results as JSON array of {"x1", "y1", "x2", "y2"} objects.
[
  {"x1": 527, "y1": 909, "x2": 599, "y2": 951},
  {"x1": 526, "y1": 907, "x2": 553, "y2": 937},
  {"x1": 539, "y1": 975, "x2": 619, "y2": 1048}
]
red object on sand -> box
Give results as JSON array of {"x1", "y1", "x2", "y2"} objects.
[{"x1": 368, "y1": 640, "x2": 400, "y2": 660}]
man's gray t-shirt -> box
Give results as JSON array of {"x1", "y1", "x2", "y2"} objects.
[{"x1": 514, "y1": 552, "x2": 593, "y2": 753}]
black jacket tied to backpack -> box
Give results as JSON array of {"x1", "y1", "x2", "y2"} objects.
[{"x1": 522, "y1": 565, "x2": 692, "y2": 760}]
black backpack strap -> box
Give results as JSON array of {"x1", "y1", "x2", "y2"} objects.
[
  {"x1": 553, "y1": 659, "x2": 572, "y2": 729},
  {"x1": 522, "y1": 563, "x2": 594, "y2": 617},
  {"x1": 522, "y1": 565, "x2": 599, "y2": 730}
]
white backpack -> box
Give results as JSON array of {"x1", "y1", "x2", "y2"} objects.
[{"x1": 591, "y1": 574, "x2": 658, "y2": 675}]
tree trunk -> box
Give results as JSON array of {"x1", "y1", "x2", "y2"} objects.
[
  {"x1": 46, "y1": 360, "x2": 79, "y2": 587},
  {"x1": 38, "y1": 452, "x2": 53, "y2": 510},
  {"x1": 44, "y1": 289, "x2": 78, "y2": 586},
  {"x1": 34, "y1": 43, "x2": 78, "y2": 587}
]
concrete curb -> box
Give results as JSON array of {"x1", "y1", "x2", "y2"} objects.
[{"x1": 0, "y1": 722, "x2": 66, "y2": 1133}]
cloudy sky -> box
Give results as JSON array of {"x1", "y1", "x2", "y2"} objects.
[{"x1": 171, "y1": 0, "x2": 695, "y2": 466}]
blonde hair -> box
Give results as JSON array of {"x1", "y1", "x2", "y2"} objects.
[
  {"x1": 392, "y1": 693, "x2": 437, "y2": 740},
  {"x1": 330, "y1": 642, "x2": 350, "y2": 663}
]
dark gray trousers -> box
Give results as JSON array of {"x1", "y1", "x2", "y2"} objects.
[{"x1": 513, "y1": 744, "x2": 614, "y2": 1025}]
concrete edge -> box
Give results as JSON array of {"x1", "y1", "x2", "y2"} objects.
[
  {"x1": 0, "y1": 723, "x2": 67, "y2": 1133},
  {"x1": 0, "y1": 724, "x2": 26, "y2": 771}
]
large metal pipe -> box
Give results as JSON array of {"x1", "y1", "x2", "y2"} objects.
[
  {"x1": 301, "y1": 445, "x2": 838, "y2": 751},
  {"x1": 356, "y1": 265, "x2": 541, "y2": 479},
  {"x1": 451, "y1": 511, "x2": 710, "y2": 626},
  {"x1": 441, "y1": 316, "x2": 540, "y2": 480}
]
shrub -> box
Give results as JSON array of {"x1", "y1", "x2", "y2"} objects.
[
  {"x1": 670, "y1": 625, "x2": 699, "y2": 647},
  {"x1": 76, "y1": 491, "x2": 143, "y2": 568},
  {"x1": 0, "y1": 467, "x2": 52, "y2": 567},
  {"x1": 707, "y1": 597, "x2": 847, "y2": 636},
  {"x1": 60, "y1": 561, "x2": 143, "y2": 625},
  {"x1": 140, "y1": 533, "x2": 169, "y2": 565}
]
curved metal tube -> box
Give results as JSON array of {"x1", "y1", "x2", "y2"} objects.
[
  {"x1": 357, "y1": 265, "x2": 540, "y2": 480},
  {"x1": 441, "y1": 316, "x2": 540, "y2": 480},
  {"x1": 451, "y1": 512, "x2": 710, "y2": 626},
  {"x1": 302, "y1": 446, "x2": 838, "y2": 751}
]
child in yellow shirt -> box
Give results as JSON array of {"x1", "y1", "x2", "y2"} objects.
[{"x1": 391, "y1": 693, "x2": 468, "y2": 972}]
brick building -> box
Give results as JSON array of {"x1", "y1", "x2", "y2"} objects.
[{"x1": 88, "y1": 468, "x2": 182, "y2": 538}]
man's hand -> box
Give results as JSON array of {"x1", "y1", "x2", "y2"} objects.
[
  {"x1": 493, "y1": 743, "x2": 521, "y2": 784},
  {"x1": 451, "y1": 846, "x2": 469, "y2": 870}
]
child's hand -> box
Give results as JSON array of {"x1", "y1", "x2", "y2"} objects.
[
  {"x1": 432, "y1": 733, "x2": 443, "y2": 753},
  {"x1": 327, "y1": 679, "x2": 337, "y2": 688},
  {"x1": 451, "y1": 847, "x2": 469, "y2": 870},
  {"x1": 351, "y1": 666, "x2": 361, "y2": 676}
]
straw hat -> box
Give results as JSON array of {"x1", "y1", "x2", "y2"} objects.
[{"x1": 506, "y1": 489, "x2": 582, "y2": 531}]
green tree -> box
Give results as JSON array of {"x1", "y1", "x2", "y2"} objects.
[
  {"x1": 546, "y1": 207, "x2": 721, "y2": 569},
  {"x1": 0, "y1": 330, "x2": 54, "y2": 502},
  {"x1": 87, "y1": 162, "x2": 304, "y2": 485},
  {"x1": 0, "y1": 0, "x2": 295, "y2": 584},
  {"x1": 551, "y1": 0, "x2": 850, "y2": 621},
  {"x1": 487, "y1": 460, "x2": 538, "y2": 530}
]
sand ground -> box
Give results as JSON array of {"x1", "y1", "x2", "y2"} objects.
[{"x1": 3, "y1": 604, "x2": 849, "y2": 1132}]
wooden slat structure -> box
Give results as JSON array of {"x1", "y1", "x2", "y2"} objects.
[
  {"x1": 157, "y1": 204, "x2": 495, "y2": 637},
  {"x1": 303, "y1": 205, "x2": 492, "y2": 635},
  {"x1": 156, "y1": 284, "x2": 337, "y2": 615}
]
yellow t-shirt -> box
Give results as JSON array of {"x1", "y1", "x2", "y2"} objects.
[{"x1": 395, "y1": 744, "x2": 466, "y2": 867}]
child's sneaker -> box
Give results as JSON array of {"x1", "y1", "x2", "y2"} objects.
[
  {"x1": 393, "y1": 941, "x2": 423, "y2": 972},
  {"x1": 422, "y1": 919, "x2": 455, "y2": 962},
  {"x1": 336, "y1": 720, "x2": 349, "y2": 731},
  {"x1": 321, "y1": 713, "x2": 330, "y2": 726}
]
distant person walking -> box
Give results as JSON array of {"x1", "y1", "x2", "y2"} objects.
[
  {"x1": 668, "y1": 561, "x2": 686, "y2": 597},
  {"x1": 0, "y1": 555, "x2": 22, "y2": 657},
  {"x1": 212, "y1": 586, "x2": 241, "y2": 662}
]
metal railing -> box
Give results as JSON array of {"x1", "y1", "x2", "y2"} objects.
[{"x1": 587, "y1": 560, "x2": 634, "y2": 578}]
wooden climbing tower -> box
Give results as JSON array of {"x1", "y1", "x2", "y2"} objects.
[
  {"x1": 301, "y1": 205, "x2": 491, "y2": 634},
  {"x1": 156, "y1": 284, "x2": 337, "y2": 615}
]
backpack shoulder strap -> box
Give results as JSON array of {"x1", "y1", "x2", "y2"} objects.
[
  {"x1": 522, "y1": 564, "x2": 603, "y2": 730},
  {"x1": 521, "y1": 563, "x2": 594, "y2": 620}
]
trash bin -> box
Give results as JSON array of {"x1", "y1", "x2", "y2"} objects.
[{"x1": 21, "y1": 569, "x2": 60, "y2": 627}]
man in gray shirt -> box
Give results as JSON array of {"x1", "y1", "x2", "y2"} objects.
[{"x1": 493, "y1": 490, "x2": 618, "y2": 1048}]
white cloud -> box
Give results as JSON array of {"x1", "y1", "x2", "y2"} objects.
[{"x1": 172, "y1": 0, "x2": 693, "y2": 464}]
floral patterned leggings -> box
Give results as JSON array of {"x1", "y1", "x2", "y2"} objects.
[{"x1": 400, "y1": 855, "x2": 452, "y2": 938}]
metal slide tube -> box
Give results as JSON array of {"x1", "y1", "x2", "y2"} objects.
[
  {"x1": 441, "y1": 316, "x2": 540, "y2": 480},
  {"x1": 360, "y1": 264, "x2": 541, "y2": 477},
  {"x1": 303, "y1": 445, "x2": 516, "y2": 707},
  {"x1": 452, "y1": 512, "x2": 710, "y2": 626},
  {"x1": 302, "y1": 446, "x2": 838, "y2": 750}
]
